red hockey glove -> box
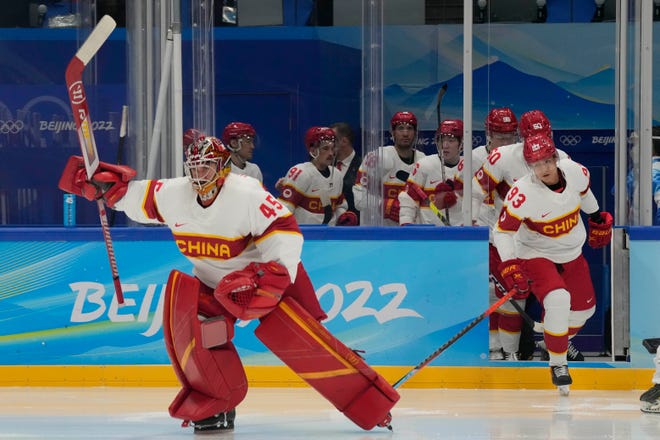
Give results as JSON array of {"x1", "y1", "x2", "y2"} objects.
[
  {"x1": 588, "y1": 211, "x2": 613, "y2": 249},
  {"x1": 498, "y1": 259, "x2": 531, "y2": 299},
  {"x1": 433, "y1": 181, "x2": 458, "y2": 209},
  {"x1": 214, "y1": 261, "x2": 291, "y2": 321},
  {"x1": 336, "y1": 211, "x2": 358, "y2": 226},
  {"x1": 383, "y1": 198, "x2": 400, "y2": 223},
  {"x1": 59, "y1": 155, "x2": 136, "y2": 208}
]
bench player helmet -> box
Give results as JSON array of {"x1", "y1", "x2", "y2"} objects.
[
  {"x1": 183, "y1": 128, "x2": 205, "y2": 149},
  {"x1": 437, "y1": 119, "x2": 464, "y2": 141},
  {"x1": 184, "y1": 135, "x2": 231, "y2": 201},
  {"x1": 519, "y1": 110, "x2": 552, "y2": 139},
  {"x1": 390, "y1": 111, "x2": 417, "y2": 131},
  {"x1": 222, "y1": 122, "x2": 257, "y2": 152},
  {"x1": 485, "y1": 107, "x2": 518, "y2": 133},
  {"x1": 305, "y1": 126, "x2": 336, "y2": 156},
  {"x1": 523, "y1": 133, "x2": 557, "y2": 164}
]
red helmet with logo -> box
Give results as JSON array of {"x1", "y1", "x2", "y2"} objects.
[
  {"x1": 519, "y1": 110, "x2": 552, "y2": 139},
  {"x1": 485, "y1": 107, "x2": 518, "y2": 133},
  {"x1": 437, "y1": 119, "x2": 464, "y2": 141},
  {"x1": 222, "y1": 122, "x2": 256, "y2": 147},
  {"x1": 523, "y1": 133, "x2": 557, "y2": 164},
  {"x1": 390, "y1": 111, "x2": 418, "y2": 131},
  {"x1": 183, "y1": 128, "x2": 205, "y2": 148},
  {"x1": 304, "y1": 126, "x2": 336, "y2": 152}
]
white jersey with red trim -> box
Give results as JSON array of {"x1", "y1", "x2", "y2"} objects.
[
  {"x1": 473, "y1": 142, "x2": 569, "y2": 227},
  {"x1": 353, "y1": 145, "x2": 425, "y2": 226},
  {"x1": 113, "y1": 173, "x2": 302, "y2": 288},
  {"x1": 493, "y1": 158, "x2": 600, "y2": 264},
  {"x1": 468, "y1": 145, "x2": 497, "y2": 227},
  {"x1": 398, "y1": 154, "x2": 462, "y2": 225},
  {"x1": 276, "y1": 161, "x2": 347, "y2": 225},
  {"x1": 230, "y1": 160, "x2": 263, "y2": 183}
]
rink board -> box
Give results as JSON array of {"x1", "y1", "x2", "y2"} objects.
[{"x1": 0, "y1": 225, "x2": 657, "y2": 388}]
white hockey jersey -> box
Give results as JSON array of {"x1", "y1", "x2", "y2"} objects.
[
  {"x1": 276, "y1": 161, "x2": 347, "y2": 225},
  {"x1": 353, "y1": 145, "x2": 426, "y2": 226},
  {"x1": 473, "y1": 142, "x2": 569, "y2": 228},
  {"x1": 492, "y1": 158, "x2": 600, "y2": 264},
  {"x1": 398, "y1": 154, "x2": 462, "y2": 226},
  {"x1": 113, "y1": 173, "x2": 303, "y2": 289},
  {"x1": 230, "y1": 160, "x2": 263, "y2": 183}
]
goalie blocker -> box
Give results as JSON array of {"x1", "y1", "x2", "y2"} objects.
[{"x1": 163, "y1": 268, "x2": 399, "y2": 430}]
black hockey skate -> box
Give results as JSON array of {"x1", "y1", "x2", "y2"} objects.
[
  {"x1": 550, "y1": 364, "x2": 572, "y2": 396},
  {"x1": 640, "y1": 384, "x2": 660, "y2": 413},
  {"x1": 538, "y1": 340, "x2": 584, "y2": 362},
  {"x1": 192, "y1": 408, "x2": 236, "y2": 433}
]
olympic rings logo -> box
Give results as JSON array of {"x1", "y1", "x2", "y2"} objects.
[
  {"x1": 472, "y1": 135, "x2": 484, "y2": 147},
  {"x1": 0, "y1": 120, "x2": 24, "y2": 134},
  {"x1": 559, "y1": 135, "x2": 581, "y2": 147}
]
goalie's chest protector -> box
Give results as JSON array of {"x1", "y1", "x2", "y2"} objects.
[{"x1": 255, "y1": 296, "x2": 400, "y2": 430}]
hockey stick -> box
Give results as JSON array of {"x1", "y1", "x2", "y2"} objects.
[
  {"x1": 108, "y1": 104, "x2": 128, "y2": 227},
  {"x1": 65, "y1": 15, "x2": 124, "y2": 305},
  {"x1": 395, "y1": 168, "x2": 450, "y2": 226},
  {"x1": 392, "y1": 287, "x2": 518, "y2": 389},
  {"x1": 488, "y1": 273, "x2": 543, "y2": 332},
  {"x1": 435, "y1": 84, "x2": 450, "y2": 224}
]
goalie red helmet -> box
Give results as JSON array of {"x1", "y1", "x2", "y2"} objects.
[
  {"x1": 437, "y1": 119, "x2": 464, "y2": 141},
  {"x1": 523, "y1": 133, "x2": 557, "y2": 164},
  {"x1": 184, "y1": 136, "x2": 231, "y2": 201},
  {"x1": 304, "y1": 126, "x2": 336, "y2": 152},
  {"x1": 519, "y1": 110, "x2": 552, "y2": 139},
  {"x1": 222, "y1": 122, "x2": 257, "y2": 150},
  {"x1": 485, "y1": 107, "x2": 518, "y2": 133},
  {"x1": 390, "y1": 111, "x2": 417, "y2": 131}
]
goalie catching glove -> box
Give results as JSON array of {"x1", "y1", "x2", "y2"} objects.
[
  {"x1": 214, "y1": 261, "x2": 291, "y2": 321},
  {"x1": 587, "y1": 211, "x2": 613, "y2": 249},
  {"x1": 58, "y1": 155, "x2": 136, "y2": 208},
  {"x1": 498, "y1": 259, "x2": 531, "y2": 299}
]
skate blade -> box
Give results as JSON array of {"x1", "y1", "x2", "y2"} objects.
[
  {"x1": 558, "y1": 385, "x2": 570, "y2": 396},
  {"x1": 641, "y1": 402, "x2": 660, "y2": 413}
]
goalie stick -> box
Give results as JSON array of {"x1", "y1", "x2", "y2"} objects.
[
  {"x1": 392, "y1": 287, "x2": 518, "y2": 389},
  {"x1": 65, "y1": 15, "x2": 124, "y2": 305}
]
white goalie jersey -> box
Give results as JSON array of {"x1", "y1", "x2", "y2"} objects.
[{"x1": 113, "y1": 173, "x2": 303, "y2": 288}]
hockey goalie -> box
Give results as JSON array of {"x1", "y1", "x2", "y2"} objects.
[{"x1": 58, "y1": 132, "x2": 399, "y2": 433}]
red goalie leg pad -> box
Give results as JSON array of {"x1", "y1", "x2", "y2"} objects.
[
  {"x1": 255, "y1": 297, "x2": 399, "y2": 430},
  {"x1": 163, "y1": 270, "x2": 248, "y2": 423}
]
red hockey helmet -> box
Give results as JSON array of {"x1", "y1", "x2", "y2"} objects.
[
  {"x1": 390, "y1": 111, "x2": 418, "y2": 131},
  {"x1": 437, "y1": 119, "x2": 464, "y2": 141},
  {"x1": 183, "y1": 128, "x2": 205, "y2": 148},
  {"x1": 523, "y1": 133, "x2": 557, "y2": 164},
  {"x1": 485, "y1": 107, "x2": 518, "y2": 133},
  {"x1": 519, "y1": 110, "x2": 552, "y2": 139},
  {"x1": 184, "y1": 136, "x2": 231, "y2": 199},
  {"x1": 222, "y1": 122, "x2": 256, "y2": 148},
  {"x1": 304, "y1": 126, "x2": 336, "y2": 152}
]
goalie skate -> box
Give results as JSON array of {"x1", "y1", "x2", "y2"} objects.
[
  {"x1": 192, "y1": 408, "x2": 236, "y2": 433},
  {"x1": 550, "y1": 365, "x2": 572, "y2": 396},
  {"x1": 640, "y1": 384, "x2": 660, "y2": 413}
]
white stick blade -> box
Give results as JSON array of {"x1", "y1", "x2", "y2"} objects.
[{"x1": 76, "y1": 15, "x2": 117, "y2": 66}]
